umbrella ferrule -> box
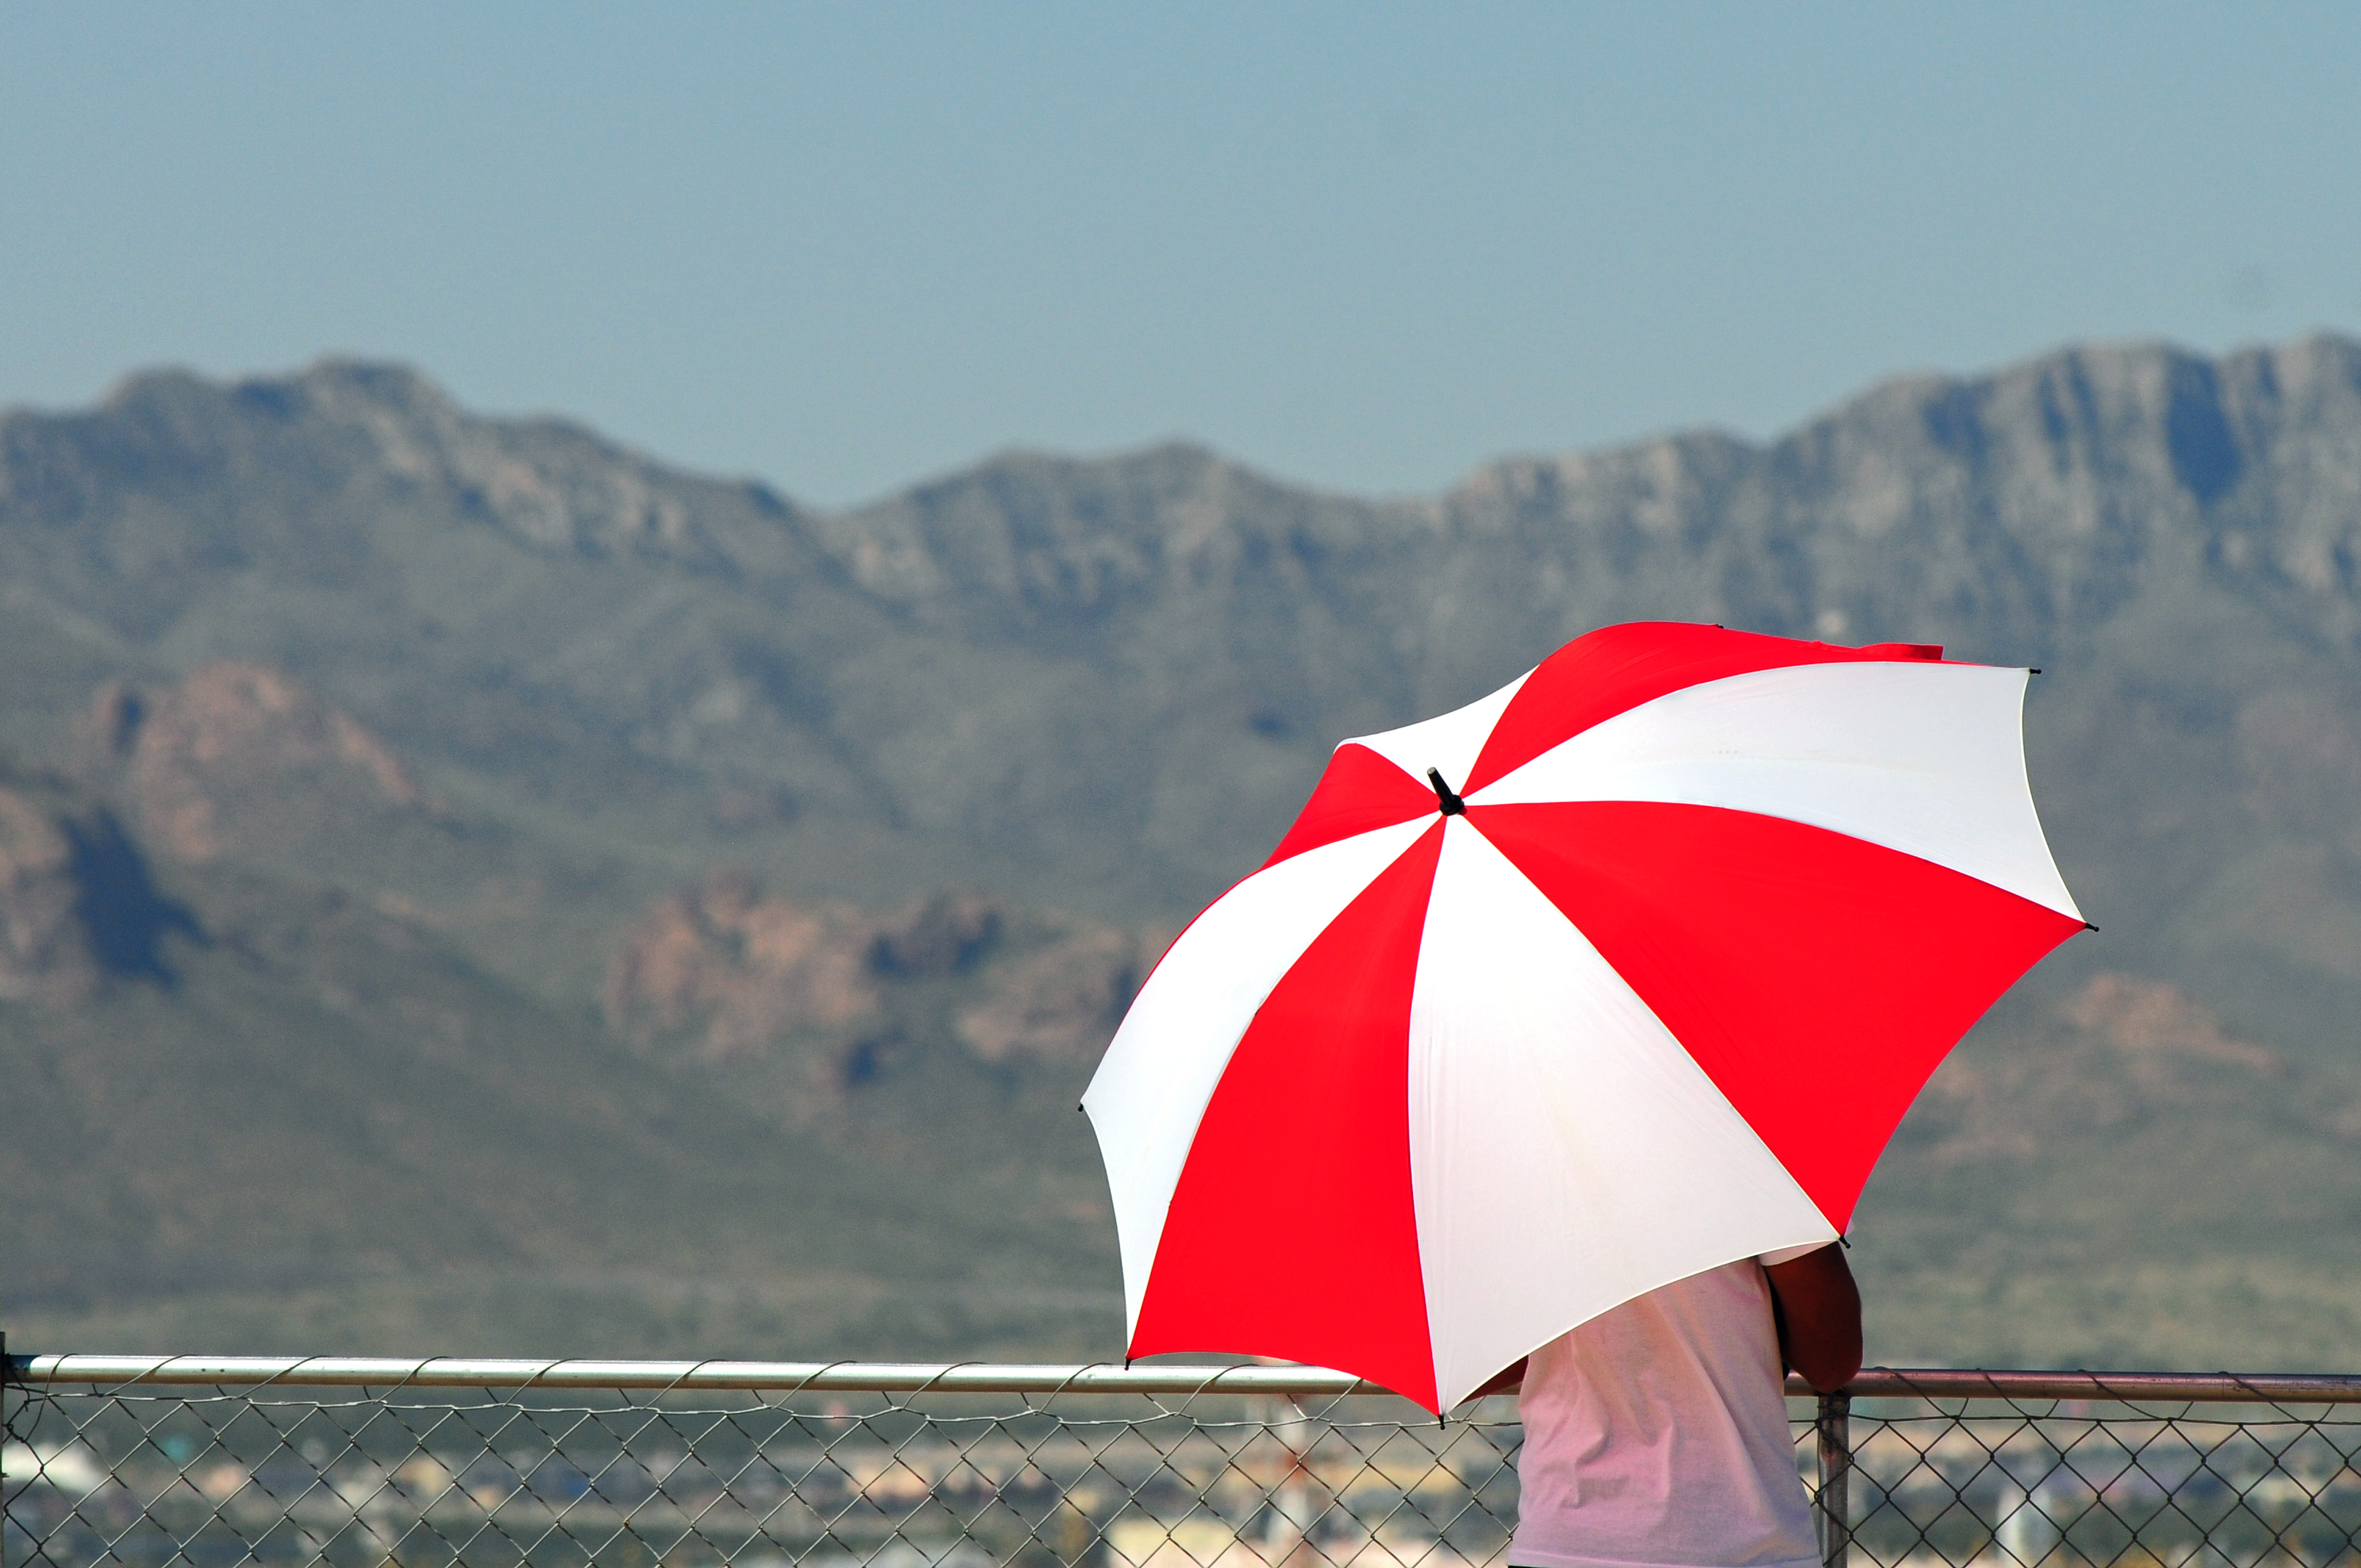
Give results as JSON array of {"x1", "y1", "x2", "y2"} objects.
[{"x1": 1427, "y1": 767, "x2": 1466, "y2": 816}]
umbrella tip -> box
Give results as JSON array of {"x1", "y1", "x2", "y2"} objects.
[
  {"x1": 2083, "y1": 920, "x2": 2101, "y2": 933},
  {"x1": 1426, "y1": 767, "x2": 1466, "y2": 816}
]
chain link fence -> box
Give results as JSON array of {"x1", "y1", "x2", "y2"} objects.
[{"x1": 8, "y1": 1357, "x2": 2361, "y2": 1568}]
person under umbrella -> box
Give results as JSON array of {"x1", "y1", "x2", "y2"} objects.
[
  {"x1": 1476, "y1": 1235, "x2": 1860, "y2": 1568},
  {"x1": 1085, "y1": 620, "x2": 2083, "y2": 1566}
]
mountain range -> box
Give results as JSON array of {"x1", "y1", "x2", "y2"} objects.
[{"x1": 6, "y1": 335, "x2": 2361, "y2": 1371}]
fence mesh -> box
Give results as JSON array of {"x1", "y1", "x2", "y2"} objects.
[
  {"x1": 1833, "y1": 1381, "x2": 2361, "y2": 1568},
  {"x1": 9, "y1": 1364, "x2": 2361, "y2": 1568}
]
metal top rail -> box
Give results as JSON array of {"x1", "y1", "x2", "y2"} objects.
[
  {"x1": 3, "y1": 1357, "x2": 1368, "y2": 1396},
  {"x1": 9, "y1": 1355, "x2": 2361, "y2": 1403}
]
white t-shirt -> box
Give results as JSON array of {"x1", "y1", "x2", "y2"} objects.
[{"x1": 1509, "y1": 1253, "x2": 1821, "y2": 1568}]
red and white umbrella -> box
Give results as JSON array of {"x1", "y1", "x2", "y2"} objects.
[{"x1": 1082, "y1": 622, "x2": 2085, "y2": 1413}]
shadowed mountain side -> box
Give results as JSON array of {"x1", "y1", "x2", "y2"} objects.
[
  {"x1": 7, "y1": 336, "x2": 2361, "y2": 1365},
  {"x1": 0, "y1": 760, "x2": 200, "y2": 1001}
]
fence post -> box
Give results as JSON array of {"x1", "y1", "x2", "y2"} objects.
[{"x1": 1816, "y1": 1389, "x2": 1852, "y2": 1568}]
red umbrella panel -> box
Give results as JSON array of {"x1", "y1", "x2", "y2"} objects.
[{"x1": 1081, "y1": 623, "x2": 2085, "y2": 1414}]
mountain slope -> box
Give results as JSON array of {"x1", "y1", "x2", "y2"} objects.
[{"x1": 6, "y1": 337, "x2": 2361, "y2": 1368}]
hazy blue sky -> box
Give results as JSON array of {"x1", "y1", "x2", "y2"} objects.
[{"x1": 4, "y1": 3, "x2": 2356, "y2": 504}]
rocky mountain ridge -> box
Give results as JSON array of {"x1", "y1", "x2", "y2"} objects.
[{"x1": 7, "y1": 335, "x2": 2361, "y2": 1366}]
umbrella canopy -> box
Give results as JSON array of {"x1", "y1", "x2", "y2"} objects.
[{"x1": 1082, "y1": 622, "x2": 2085, "y2": 1413}]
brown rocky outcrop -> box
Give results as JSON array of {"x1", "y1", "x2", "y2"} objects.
[
  {"x1": 869, "y1": 891, "x2": 1004, "y2": 978},
  {"x1": 603, "y1": 872, "x2": 1149, "y2": 1082},
  {"x1": 2061, "y1": 972, "x2": 2284, "y2": 1082},
  {"x1": 958, "y1": 927, "x2": 1145, "y2": 1064},
  {"x1": 74, "y1": 663, "x2": 427, "y2": 863},
  {"x1": 602, "y1": 871, "x2": 884, "y2": 1064}
]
